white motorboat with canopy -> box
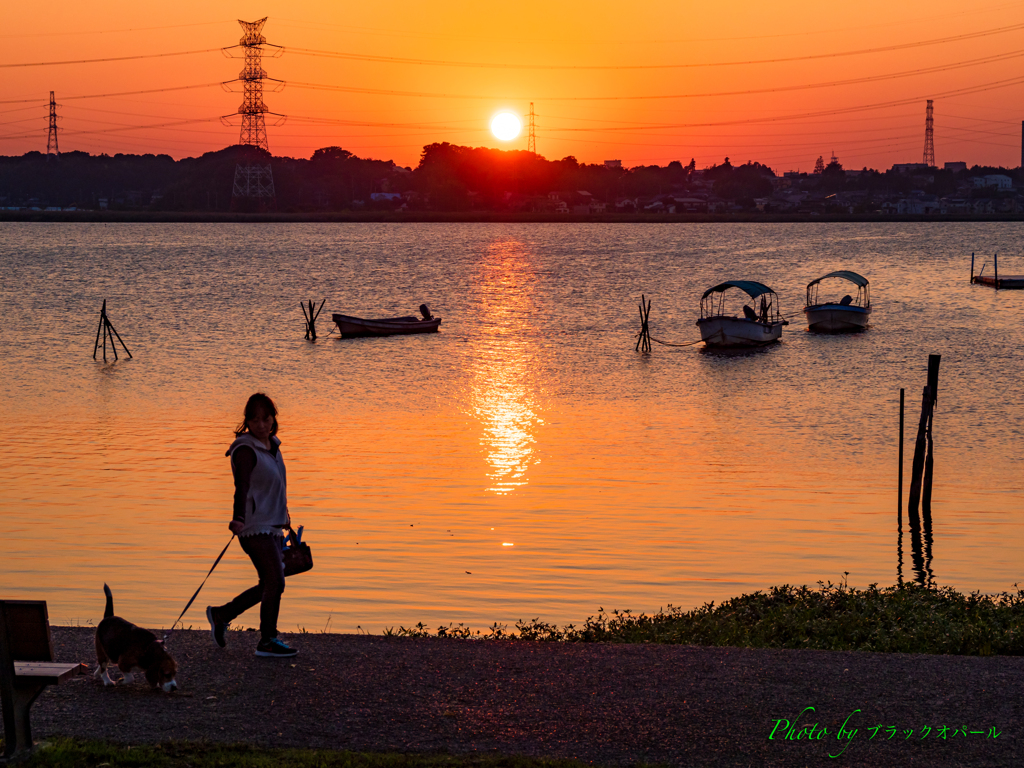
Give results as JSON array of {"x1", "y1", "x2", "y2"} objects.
[
  {"x1": 803, "y1": 270, "x2": 871, "y2": 332},
  {"x1": 696, "y1": 280, "x2": 787, "y2": 348}
]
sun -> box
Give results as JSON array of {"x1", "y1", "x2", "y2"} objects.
[{"x1": 491, "y1": 112, "x2": 522, "y2": 141}]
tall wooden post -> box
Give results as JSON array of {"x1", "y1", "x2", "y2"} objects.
[
  {"x1": 994, "y1": 251, "x2": 1000, "y2": 288},
  {"x1": 970, "y1": 252, "x2": 975, "y2": 283},
  {"x1": 907, "y1": 385, "x2": 932, "y2": 518},
  {"x1": 898, "y1": 388, "x2": 905, "y2": 517},
  {"x1": 897, "y1": 387, "x2": 905, "y2": 586}
]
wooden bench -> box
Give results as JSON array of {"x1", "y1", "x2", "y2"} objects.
[{"x1": 0, "y1": 600, "x2": 83, "y2": 760}]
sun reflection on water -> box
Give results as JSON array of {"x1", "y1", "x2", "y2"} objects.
[{"x1": 469, "y1": 239, "x2": 543, "y2": 494}]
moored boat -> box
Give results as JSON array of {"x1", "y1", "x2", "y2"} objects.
[
  {"x1": 696, "y1": 280, "x2": 787, "y2": 348},
  {"x1": 332, "y1": 304, "x2": 441, "y2": 338},
  {"x1": 804, "y1": 271, "x2": 871, "y2": 332}
]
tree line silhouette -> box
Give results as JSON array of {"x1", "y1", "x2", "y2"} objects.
[
  {"x1": 0, "y1": 143, "x2": 780, "y2": 211},
  {"x1": 1, "y1": 142, "x2": 1013, "y2": 212}
]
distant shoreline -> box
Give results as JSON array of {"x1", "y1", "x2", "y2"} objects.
[{"x1": 4, "y1": 210, "x2": 1024, "y2": 224}]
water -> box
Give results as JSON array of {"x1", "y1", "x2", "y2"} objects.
[{"x1": 2, "y1": 222, "x2": 1022, "y2": 633}]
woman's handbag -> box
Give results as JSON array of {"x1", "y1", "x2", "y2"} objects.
[{"x1": 282, "y1": 525, "x2": 313, "y2": 576}]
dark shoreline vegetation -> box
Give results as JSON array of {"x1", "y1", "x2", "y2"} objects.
[
  {"x1": 386, "y1": 582, "x2": 1024, "y2": 656},
  {"x1": 2, "y1": 144, "x2": 1020, "y2": 218},
  {"x1": 14, "y1": 740, "x2": 596, "y2": 768},
  {"x1": 6, "y1": 210, "x2": 1024, "y2": 223}
]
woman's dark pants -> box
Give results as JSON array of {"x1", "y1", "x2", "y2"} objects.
[{"x1": 218, "y1": 533, "x2": 285, "y2": 641}]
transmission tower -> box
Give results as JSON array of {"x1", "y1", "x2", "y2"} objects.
[
  {"x1": 230, "y1": 18, "x2": 276, "y2": 210},
  {"x1": 46, "y1": 91, "x2": 59, "y2": 159},
  {"x1": 527, "y1": 102, "x2": 536, "y2": 154},
  {"x1": 923, "y1": 99, "x2": 935, "y2": 167}
]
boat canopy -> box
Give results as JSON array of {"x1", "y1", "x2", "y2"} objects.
[
  {"x1": 700, "y1": 280, "x2": 776, "y2": 300},
  {"x1": 806, "y1": 270, "x2": 869, "y2": 289}
]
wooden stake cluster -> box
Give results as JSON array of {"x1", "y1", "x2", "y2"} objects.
[
  {"x1": 92, "y1": 300, "x2": 132, "y2": 362},
  {"x1": 635, "y1": 294, "x2": 652, "y2": 352},
  {"x1": 302, "y1": 299, "x2": 326, "y2": 341}
]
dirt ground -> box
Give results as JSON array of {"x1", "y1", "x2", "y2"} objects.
[{"x1": 29, "y1": 627, "x2": 1022, "y2": 767}]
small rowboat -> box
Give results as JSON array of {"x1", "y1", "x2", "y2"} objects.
[
  {"x1": 804, "y1": 271, "x2": 871, "y2": 332},
  {"x1": 696, "y1": 280, "x2": 787, "y2": 348},
  {"x1": 332, "y1": 304, "x2": 441, "y2": 338}
]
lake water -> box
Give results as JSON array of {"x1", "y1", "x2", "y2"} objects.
[{"x1": 2, "y1": 222, "x2": 1022, "y2": 634}]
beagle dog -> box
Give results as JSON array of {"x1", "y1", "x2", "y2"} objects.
[{"x1": 94, "y1": 584, "x2": 178, "y2": 692}]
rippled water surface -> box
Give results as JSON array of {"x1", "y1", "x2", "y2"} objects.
[{"x1": 2, "y1": 222, "x2": 1022, "y2": 632}]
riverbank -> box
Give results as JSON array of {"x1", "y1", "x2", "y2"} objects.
[
  {"x1": 32, "y1": 626, "x2": 1020, "y2": 768},
  {"x1": 4, "y1": 210, "x2": 1024, "y2": 223}
]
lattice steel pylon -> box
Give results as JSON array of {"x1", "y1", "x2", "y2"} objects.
[
  {"x1": 527, "y1": 102, "x2": 536, "y2": 154},
  {"x1": 230, "y1": 18, "x2": 276, "y2": 210},
  {"x1": 46, "y1": 91, "x2": 59, "y2": 159},
  {"x1": 923, "y1": 99, "x2": 935, "y2": 167}
]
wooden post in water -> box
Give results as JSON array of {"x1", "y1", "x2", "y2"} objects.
[
  {"x1": 907, "y1": 356, "x2": 940, "y2": 525},
  {"x1": 926, "y1": 354, "x2": 941, "y2": 406},
  {"x1": 970, "y1": 252, "x2": 975, "y2": 283},
  {"x1": 907, "y1": 387, "x2": 932, "y2": 517},
  {"x1": 92, "y1": 300, "x2": 132, "y2": 361},
  {"x1": 93, "y1": 301, "x2": 105, "y2": 361},
  {"x1": 920, "y1": 355, "x2": 940, "y2": 585},
  {"x1": 898, "y1": 388, "x2": 905, "y2": 516},
  {"x1": 994, "y1": 251, "x2": 1000, "y2": 288},
  {"x1": 897, "y1": 387, "x2": 905, "y2": 586},
  {"x1": 302, "y1": 299, "x2": 326, "y2": 341},
  {"x1": 635, "y1": 295, "x2": 652, "y2": 352}
]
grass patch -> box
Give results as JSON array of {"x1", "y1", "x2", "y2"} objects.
[
  {"x1": 389, "y1": 580, "x2": 1024, "y2": 655},
  {"x1": 23, "y1": 739, "x2": 600, "y2": 768}
]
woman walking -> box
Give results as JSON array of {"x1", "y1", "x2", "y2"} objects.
[{"x1": 206, "y1": 393, "x2": 298, "y2": 658}]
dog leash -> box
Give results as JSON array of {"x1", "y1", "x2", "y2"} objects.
[{"x1": 163, "y1": 534, "x2": 235, "y2": 642}]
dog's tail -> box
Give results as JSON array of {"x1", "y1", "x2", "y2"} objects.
[{"x1": 103, "y1": 583, "x2": 114, "y2": 619}]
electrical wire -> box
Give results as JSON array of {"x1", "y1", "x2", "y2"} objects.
[
  {"x1": 283, "y1": 51, "x2": 1024, "y2": 104},
  {"x1": 0, "y1": 83, "x2": 223, "y2": 105},
  {"x1": 0, "y1": 20, "x2": 233, "y2": 38},
  {"x1": 0, "y1": 49, "x2": 222, "y2": 69},
  {"x1": 0, "y1": 116, "x2": 222, "y2": 141},
  {"x1": 273, "y1": 1, "x2": 1024, "y2": 45},
  {"x1": 283, "y1": 21, "x2": 1024, "y2": 71}
]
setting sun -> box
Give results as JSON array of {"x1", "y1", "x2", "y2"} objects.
[{"x1": 490, "y1": 112, "x2": 522, "y2": 142}]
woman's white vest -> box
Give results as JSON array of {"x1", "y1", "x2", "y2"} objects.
[{"x1": 226, "y1": 434, "x2": 289, "y2": 537}]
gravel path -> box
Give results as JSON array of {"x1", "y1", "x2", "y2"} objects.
[{"x1": 32, "y1": 627, "x2": 1022, "y2": 767}]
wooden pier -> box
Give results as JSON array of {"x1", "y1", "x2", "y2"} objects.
[
  {"x1": 970, "y1": 251, "x2": 1024, "y2": 289},
  {"x1": 973, "y1": 274, "x2": 1024, "y2": 289}
]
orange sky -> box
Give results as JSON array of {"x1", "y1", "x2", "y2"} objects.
[{"x1": 4, "y1": 0, "x2": 1024, "y2": 169}]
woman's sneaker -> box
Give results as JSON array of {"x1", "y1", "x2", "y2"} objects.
[
  {"x1": 206, "y1": 606, "x2": 229, "y2": 648},
  {"x1": 255, "y1": 637, "x2": 298, "y2": 657}
]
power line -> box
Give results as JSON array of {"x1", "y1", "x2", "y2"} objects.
[
  {"x1": 283, "y1": 20, "x2": 1024, "y2": 71},
  {"x1": 0, "y1": 83, "x2": 223, "y2": 106},
  {"x1": 273, "y1": 1, "x2": 1024, "y2": 45},
  {"x1": 285, "y1": 49, "x2": 1024, "y2": 103},
  {"x1": 6, "y1": 15, "x2": 1020, "y2": 72},
  {"x1": 0, "y1": 48, "x2": 222, "y2": 69},
  {"x1": 0, "y1": 116, "x2": 222, "y2": 141},
  {"x1": 0, "y1": 20, "x2": 233, "y2": 38}
]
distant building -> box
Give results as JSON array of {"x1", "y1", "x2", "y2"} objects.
[
  {"x1": 944, "y1": 161, "x2": 967, "y2": 173},
  {"x1": 673, "y1": 197, "x2": 708, "y2": 213},
  {"x1": 891, "y1": 163, "x2": 930, "y2": 174},
  {"x1": 972, "y1": 174, "x2": 1013, "y2": 190},
  {"x1": 604, "y1": 160, "x2": 622, "y2": 169}
]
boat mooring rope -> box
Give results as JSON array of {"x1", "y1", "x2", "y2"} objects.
[
  {"x1": 651, "y1": 336, "x2": 704, "y2": 347},
  {"x1": 635, "y1": 331, "x2": 703, "y2": 347}
]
